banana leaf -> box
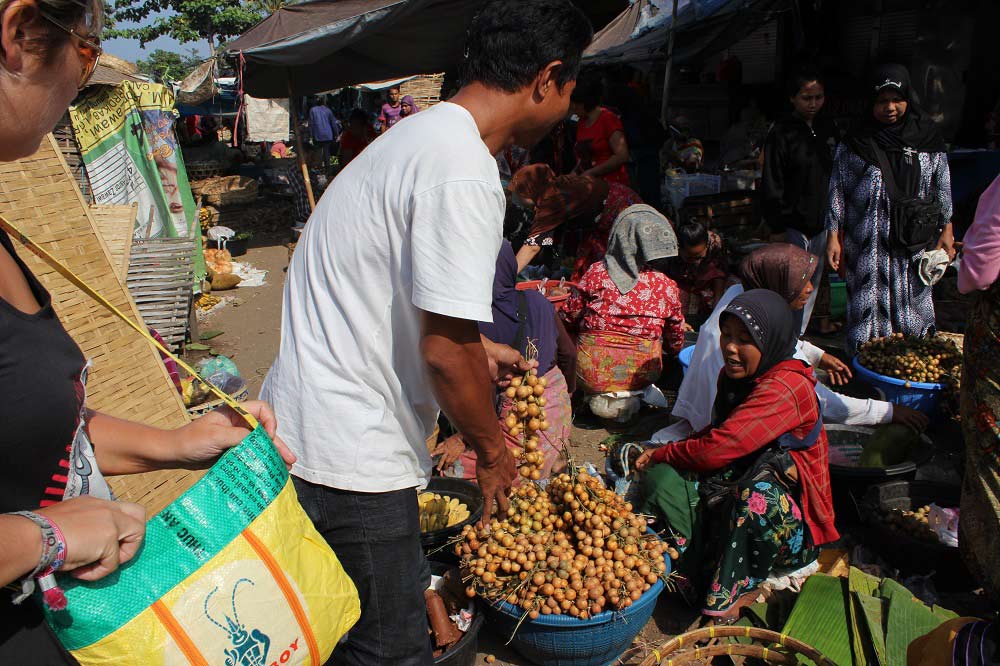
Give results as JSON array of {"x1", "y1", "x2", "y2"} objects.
[
  {"x1": 782, "y1": 574, "x2": 854, "y2": 666},
  {"x1": 882, "y1": 579, "x2": 944, "y2": 665},
  {"x1": 848, "y1": 568, "x2": 883, "y2": 666},
  {"x1": 854, "y1": 594, "x2": 887, "y2": 666},
  {"x1": 932, "y1": 605, "x2": 960, "y2": 622}
]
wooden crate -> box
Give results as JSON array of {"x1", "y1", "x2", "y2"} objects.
[{"x1": 127, "y1": 236, "x2": 196, "y2": 351}]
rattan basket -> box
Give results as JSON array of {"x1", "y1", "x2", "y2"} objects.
[
  {"x1": 639, "y1": 626, "x2": 835, "y2": 666},
  {"x1": 200, "y1": 175, "x2": 259, "y2": 208},
  {"x1": 186, "y1": 160, "x2": 225, "y2": 181}
]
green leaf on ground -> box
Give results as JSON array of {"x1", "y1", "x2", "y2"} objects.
[
  {"x1": 199, "y1": 330, "x2": 224, "y2": 340},
  {"x1": 186, "y1": 343, "x2": 211, "y2": 351},
  {"x1": 782, "y1": 574, "x2": 854, "y2": 666}
]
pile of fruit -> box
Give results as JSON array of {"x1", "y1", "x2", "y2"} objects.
[
  {"x1": 856, "y1": 333, "x2": 961, "y2": 385},
  {"x1": 874, "y1": 505, "x2": 938, "y2": 542},
  {"x1": 502, "y1": 367, "x2": 550, "y2": 481},
  {"x1": 418, "y1": 492, "x2": 470, "y2": 533},
  {"x1": 194, "y1": 293, "x2": 222, "y2": 312},
  {"x1": 455, "y1": 469, "x2": 672, "y2": 620}
]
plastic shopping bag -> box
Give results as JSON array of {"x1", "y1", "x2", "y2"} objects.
[{"x1": 45, "y1": 426, "x2": 360, "y2": 665}]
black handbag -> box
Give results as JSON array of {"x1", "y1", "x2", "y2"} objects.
[
  {"x1": 871, "y1": 139, "x2": 943, "y2": 254},
  {"x1": 698, "y1": 415, "x2": 823, "y2": 511}
]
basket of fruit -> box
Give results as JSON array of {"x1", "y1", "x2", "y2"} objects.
[
  {"x1": 857, "y1": 481, "x2": 964, "y2": 584},
  {"x1": 456, "y1": 470, "x2": 673, "y2": 666},
  {"x1": 517, "y1": 279, "x2": 578, "y2": 311},
  {"x1": 420, "y1": 477, "x2": 483, "y2": 562},
  {"x1": 853, "y1": 333, "x2": 961, "y2": 414}
]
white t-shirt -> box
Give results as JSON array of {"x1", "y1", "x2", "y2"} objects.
[{"x1": 261, "y1": 102, "x2": 504, "y2": 492}]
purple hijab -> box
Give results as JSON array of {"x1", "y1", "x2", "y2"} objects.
[{"x1": 479, "y1": 241, "x2": 558, "y2": 374}]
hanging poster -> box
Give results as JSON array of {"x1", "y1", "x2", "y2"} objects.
[{"x1": 69, "y1": 81, "x2": 205, "y2": 281}]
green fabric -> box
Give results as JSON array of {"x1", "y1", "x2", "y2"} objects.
[
  {"x1": 47, "y1": 426, "x2": 288, "y2": 650},
  {"x1": 640, "y1": 462, "x2": 699, "y2": 540}
]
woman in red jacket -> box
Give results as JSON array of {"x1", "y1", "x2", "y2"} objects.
[{"x1": 636, "y1": 289, "x2": 836, "y2": 619}]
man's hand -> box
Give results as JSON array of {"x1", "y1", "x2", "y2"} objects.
[
  {"x1": 432, "y1": 434, "x2": 467, "y2": 472},
  {"x1": 935, "y1": 223, "x2": 956, "y2": 262},
  {"x1": 891, "y1": 405, "x2": 930, "y2": 432},
  {"x1": 826, "y1": 234, "x2": 842, "y2": 272},
  {"x1": 476, "y1": 445, "x2": 517, "y2": 526},
  {"x1": 819, "y1": 353, "x2": 852, "y2": 386},
  {"x1": 481, "y1": 335, "x2": 537, "y2": 387}
]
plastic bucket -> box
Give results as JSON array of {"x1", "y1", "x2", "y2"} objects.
[
  {"x1": 826, "y1": 424, "x2": 934, "y2": 524},
  {"x1": 421, "y1": 478, "x2": 484, "y2": 563},
  {"x1": 678, "y1": 345, "x2": 695, "y2": 375},
  {"x1": 851, "y1": 357, "x2": 942, "y2": 414},
  {"x1": 829, "y1": 277, "x2": 846, "y2": 319},
  {"x1": 480, "y1": 542, "x2": 671, "y2": 666}
]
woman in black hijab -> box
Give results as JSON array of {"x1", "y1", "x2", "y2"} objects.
[{"x1": 824, "y1": 64, "x2": 954, "y2": 354}]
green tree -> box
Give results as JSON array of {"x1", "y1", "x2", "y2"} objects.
[
  {"x1": 136, "y1": 48, "x2": 201, "y2": 83},
  {"x1": 107, "y1": 0, "x2": 264, "y2": 55}
]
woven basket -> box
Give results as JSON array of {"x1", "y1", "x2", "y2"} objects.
[
  {"x1": 186, "y1": 386, "x2": 251, "y2": 417},
  {"x1": 639, "y1": 626, "x2": 835, "y2": 666},
  {"x1": 200, "y1": 175, "x2": 259, "y2": 208},
  {"x1": 186, "y1": 160, "x2": 225, "y2": 181}
]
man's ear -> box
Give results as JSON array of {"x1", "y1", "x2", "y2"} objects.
[
  {"x1": 0, "y1": 0, "x2": 39, "y2": 76},
  {"x1": 532, "y1": 60, "x2": 565, "y2": 103}
]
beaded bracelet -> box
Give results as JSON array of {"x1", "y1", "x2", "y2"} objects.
[{"x1": 9, "y1": 511, "x2": 68, "y2": 610}]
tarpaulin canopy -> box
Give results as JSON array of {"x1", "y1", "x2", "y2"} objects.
[
  {"x1": 225, "y1": 0, "x2": 488, "y2": 98},
  {"x1": 584, "y1": 0, "x2": 788, "y2": 65}
]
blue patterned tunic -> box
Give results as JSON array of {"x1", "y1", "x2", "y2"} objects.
[{"x1": 824, "y1": 145, "x2": 952, "y2": 353}]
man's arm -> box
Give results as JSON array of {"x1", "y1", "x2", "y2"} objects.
[{"x1": 421, "y1": 312, "x2": 516, "y2": 524}]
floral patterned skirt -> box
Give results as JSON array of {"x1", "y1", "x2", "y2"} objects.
[
  {"x1": 576, "y1": 331, "x2": 663, "y2": 394},
  {"x1": 641, "y1": 463, "x2": 816, "y2": 615},
  {"x1": 959, "y1": 286, "x2": 1000, "y2": 602}
]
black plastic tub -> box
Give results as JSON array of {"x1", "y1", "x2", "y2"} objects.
[
  {"x1": 226, "y1": 237, "x2": 249, "y2": 257},
  {"x1": 856, "y1": 481, "x2": 967, "y2": 590},
  {"x1": 420, "y1": 477, "x2": 484, "y2": 563},
  {"x1": 826, "y1": 424, "x2": 934, "y2": 524},
  {"x1": 430, "y1": 562, "x2": 483, "y2": 666}
]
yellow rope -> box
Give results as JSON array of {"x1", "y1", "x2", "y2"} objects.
[
  {"x1": 709, "y1": 626, "x2": 716, "y2": 638},
  {"x1": 652, "y1": 649, "x2": 661, "y2": 664},
  {"x1": 763, "y1": 647, "x2": 770, "y2": 660}
]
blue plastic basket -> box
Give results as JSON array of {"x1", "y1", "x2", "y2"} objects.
[
  {"x1": 851, "y1": 357, "x2": 942, "y2": 414},
  {"x1": 678, "y1": 345, "x2": 695, "y2": 375},
  {"x1": 480, "y1": 549, "x2": 671, "y2": 666}
]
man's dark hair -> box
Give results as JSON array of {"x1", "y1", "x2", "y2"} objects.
[
  {"x1": 787, "y1": 64, "x2": 824, "y2": 97},
  {"x1": 570, "y1": 74, "x2": 603, "y2": 112},
  {"x1": 349, "y1": 108, "x2": 369, "y2": 126},
  {"x1": 677, "y1": 220, "x2": 709, "y2": 249},
  {"x1": 461, "y1": 0, "x2": 593, "y2": 93}
]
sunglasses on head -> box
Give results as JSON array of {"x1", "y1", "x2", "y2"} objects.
[{"x1": 38, "y1": 8, "x2": 102, "y2": 89}]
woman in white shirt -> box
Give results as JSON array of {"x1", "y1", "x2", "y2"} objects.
[{"x1": 655, "y1": 244, "x2": 928, "y2": 441}]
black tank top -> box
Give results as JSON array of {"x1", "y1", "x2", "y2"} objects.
[{"x1": 0, "y1": 228, "x2": 86, "y2": 664}]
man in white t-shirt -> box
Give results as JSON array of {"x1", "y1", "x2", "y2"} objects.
[{"x1": 260, "y1": 2, "x2": 593, "y2": 663}]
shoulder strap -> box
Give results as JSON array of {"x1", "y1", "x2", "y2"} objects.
[
  {"x1": 0, "y1": 215, "x2": 258, "y2": 429},
  {"x1": 869, "y1": 138, "x2": 901, "y2": 202},
  {"x1": 512, "y1": 291, "x2": 529, "y2": 356}
]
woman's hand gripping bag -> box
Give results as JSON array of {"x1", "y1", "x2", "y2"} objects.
[{"x1": 44, "y1": 426, "x2": 360, "y2": 666}]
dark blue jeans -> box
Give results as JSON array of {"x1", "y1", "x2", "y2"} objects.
[{"x1": 293, "y1": 477, "x2": 433, "y2": 666}]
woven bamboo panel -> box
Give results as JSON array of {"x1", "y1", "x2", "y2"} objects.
[
  {"x1": 127, "y1": 237, "x2": 196, "y2": 351},
  {"x1": 400, "y1": 73, "x2": 444, "y2": 110},
  {"x1": 90, "y1": 203, "x2": 137, "y2": 282},
  {"x1": 0, "y1": 135, "x2": 199, "y2": 515}
]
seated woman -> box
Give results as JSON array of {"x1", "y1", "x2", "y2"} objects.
[
  {"x1": 562, "y1": 204, "x2": 686, "y2": 399},
  {"x1": 510, "y1": 163, "x2": 642, "y2": 279},
  {"x1": 636, "y1": 289, "x2": 838, "y2": 619},
  {"x1": 435, "y1": 241, "x2": 575, "y2": 480},
  {"x1": 661, "y1": 244, "x2": 927, "y2": 442},
  {"x1": 664, "y1": 220, "x2": 730, "y2": 325}
]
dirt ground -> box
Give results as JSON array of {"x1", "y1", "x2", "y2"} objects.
[{"x1": 189, "y1": 234, "x2": 695, "y2": 665}]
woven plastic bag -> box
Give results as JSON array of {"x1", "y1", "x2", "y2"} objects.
[{"x1": 45, "y1": 426, "x2": 360, "y2": 666}]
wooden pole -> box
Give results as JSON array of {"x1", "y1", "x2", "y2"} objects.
[
  {"x1": 287, "y1": 75, "x2": 316, "y2": 211},
  {"x1": 660, "y1": 0, "x2": 680, "y2": 127}
]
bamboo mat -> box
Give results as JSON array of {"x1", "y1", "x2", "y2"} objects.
[
  {"x1": 0, "y1": 135, "x2": 200, "y2": 515},
  {"x1": 89, "y1": 203, "x2": 137, "y2": 282}
]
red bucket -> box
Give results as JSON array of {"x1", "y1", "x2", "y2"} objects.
[{"x1": 516, "y1": 279, "x2": 578, "y2": 310}]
